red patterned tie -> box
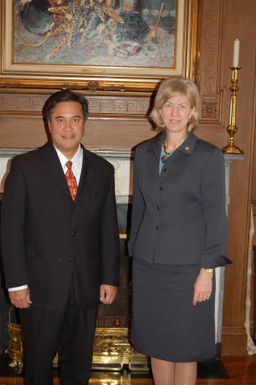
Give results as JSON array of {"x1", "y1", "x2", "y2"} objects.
[{"x1": 65, "y1": 161, "x2": 78, "y2": 201}]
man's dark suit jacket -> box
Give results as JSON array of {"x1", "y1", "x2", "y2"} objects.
[
  {"x1": 128, "y1": 132, "x2": 231, "y2": 268},
  {"x1": 1, "y1": 143, "x2": 120, "y2": 310}
]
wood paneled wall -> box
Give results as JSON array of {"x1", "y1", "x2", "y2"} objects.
[
  {"x1": 217, "y1": 0, "x2": 256, "y2": 355},
  {"x1": 0, "y1": 0, "x2": 256, "y2": 356}
]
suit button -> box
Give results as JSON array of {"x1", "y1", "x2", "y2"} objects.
[
  {"x1": 72, "y1": 230, "x2": 76, "y2": 236},
  {"x1": 160, "y1": 186, "x2": 163, "y2": 191},
  {"x1": 156, "y1": 226, "x2": 159, "y2": 230},
  {"x1": 156, "y1": 206, "x2": 160, "y2": 210}
]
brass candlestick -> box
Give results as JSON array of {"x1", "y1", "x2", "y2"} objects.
[{"x1": 223, "y1": 66, "x2": 244, "y2": 154}]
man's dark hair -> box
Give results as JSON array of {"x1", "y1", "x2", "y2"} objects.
[{"x1": 43, "y1": 89, "x2": 89, "y2": 121}]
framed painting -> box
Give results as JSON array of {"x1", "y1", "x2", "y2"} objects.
[{"x1": 0, "y1": 0, "x2": 199, "y2": 92}]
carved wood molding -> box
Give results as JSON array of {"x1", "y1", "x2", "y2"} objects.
[
  {"x1": 252, "y1": 200, "x2": 256, "y2": 216},
  {"x1": 199, "y1": 0, "x2": 223, "y2": 123},
  {"x1": 222, "y1": 326, "x2": 247, "y2": 336},
  {"x1": 0, "y1": 93, "x2": 44, "y2": 114},
  {"x1": 88, "y1": 96, "x2": 150, "y2": 116},
  {"x1": 0, "y1": 93, "x2": 150, "y2": 117}
]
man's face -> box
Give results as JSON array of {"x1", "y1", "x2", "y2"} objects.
[{"x1": 48, "y1": 101, "x2": 86, "y2": 158}]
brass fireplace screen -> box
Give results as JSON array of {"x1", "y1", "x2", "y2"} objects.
[{"x1": 8, "y1": 322, "x2": 149, "y2": 373}]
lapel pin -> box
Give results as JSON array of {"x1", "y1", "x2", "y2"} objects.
[{"x1": 185, "y1": 146, "x2": 190, "y2": 151}]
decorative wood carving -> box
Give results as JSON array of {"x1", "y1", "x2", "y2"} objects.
[
  {"x1": 88, "y1": 97, "x2": 150, "y2": 116},
  {"x1": 0, "y1": 94, "x2": 45, "y2": 113},
  {"x1": 0, "y1": 93, "x2": 150, "y2": 117},
  {"x1": 199, "y1": 0, "x2": 223, "y2": 123},
  {"x1": 201, "y1": 101, "x2": 218, "y2": 120}
]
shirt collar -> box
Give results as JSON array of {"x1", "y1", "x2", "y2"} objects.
[{"x1": 54, "y1": 145, "x2": 83, "y2": 168}]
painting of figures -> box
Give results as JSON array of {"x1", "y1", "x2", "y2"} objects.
[
  {"x1": 14, "y1": 0, "x2": 177, "y2": 68},
  {"x1": 1, "y1": 0, "x2": 197, "y2": 89}
]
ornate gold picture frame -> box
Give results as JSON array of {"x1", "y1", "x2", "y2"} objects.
[{"x1": 0, "y1": 0, "x2": 199, "y2": 92}]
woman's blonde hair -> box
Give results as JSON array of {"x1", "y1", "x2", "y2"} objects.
[{"x1": 150, "y1": 77, "x2": 200, "y2": 131}]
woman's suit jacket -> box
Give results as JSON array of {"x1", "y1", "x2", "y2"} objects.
[
  {"x1": 1, "y1": 143, "x2": 120, "y2": 310},
  {"x1": 128, "y1": 132, "x2": 230, "y2": 268}
]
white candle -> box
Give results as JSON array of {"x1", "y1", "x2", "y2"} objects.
[{"x1": 232, "y1": 39, "x2": 240, "y2": 67}]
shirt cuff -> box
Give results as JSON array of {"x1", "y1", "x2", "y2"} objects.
[{"x1": 8, "y1": 285, "x2": 28, "y2": 291}]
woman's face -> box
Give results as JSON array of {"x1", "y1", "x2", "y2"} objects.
[{"x1": 160, "y1": 95, "x2": 195, "y2": 135}]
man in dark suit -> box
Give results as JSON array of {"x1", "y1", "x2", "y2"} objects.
[{"x1": 1, "y1": 90, "x2": 120, "y2": 385}]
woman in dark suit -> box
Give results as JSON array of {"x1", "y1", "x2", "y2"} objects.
[{"x1": 128, "y1": 78, "x2": 231, "y2": 385}]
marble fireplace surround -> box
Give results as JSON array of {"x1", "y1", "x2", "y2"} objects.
[{"x1": 0, "y1": 148, "x2": 243, "y2": 363}]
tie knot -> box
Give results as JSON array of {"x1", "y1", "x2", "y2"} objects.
[{"x1": 66, "y1": 160, "x2": 73, "y2": 170}]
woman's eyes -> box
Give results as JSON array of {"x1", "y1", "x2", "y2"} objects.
[{"x1": 164, "y1": 103, "x2": 190, "y2": 109}]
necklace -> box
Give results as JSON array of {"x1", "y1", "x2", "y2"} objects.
[
  {"x1": 162, "y1": 141, "x2": 172, "y2": 155},
  {"x1": 161, "y1": 142, "x2": 173, "y2": 164}
]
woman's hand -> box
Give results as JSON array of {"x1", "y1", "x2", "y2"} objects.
[{"x1": 193, "y1": 268, "x2": 213, "y2": 306}]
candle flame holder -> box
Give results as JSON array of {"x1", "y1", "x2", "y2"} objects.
[{"x1": 223, "y1": 66, "x2": 244, "y2": 154}]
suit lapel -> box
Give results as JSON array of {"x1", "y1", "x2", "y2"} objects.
[
  {"x1": 39, "y1": 143, "x2": 71, "y2": 198},
  {"x1": 146, "y1": 132, "x2": 164, "y2": 179},
  {"x1": 75, "y1": 147, "x2": 99, "y2": 203},
  {"x1": 75, "y1": 148, "x2": 91, "y2": 202}
]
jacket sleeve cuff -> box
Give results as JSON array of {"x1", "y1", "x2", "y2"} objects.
[{"x1": 201, "y1": 254, "x2": 232, "y2": 268}]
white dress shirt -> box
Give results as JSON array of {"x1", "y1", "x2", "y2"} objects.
[
  {"x1": 8, "y1": 145, "x2": 84, "y2": 292},
  {"x1": 55, "y1": 145, "x2": 83, "y2": 185}
]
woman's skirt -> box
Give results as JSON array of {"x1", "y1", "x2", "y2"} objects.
[{"x1": 132, "y1": 258, "x2": 216, "y2": 362}]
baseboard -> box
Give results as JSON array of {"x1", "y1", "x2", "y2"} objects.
[{"x1": 221, "y1": 328, "x2": 247, "y2": 355}]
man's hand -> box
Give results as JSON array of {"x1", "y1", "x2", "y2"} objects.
[
  {"x1": 99, "y1": 285, "x2": 117, "y2": 305},
  {"x1": 193, "y1": 268, "x2": 213, "y2": 306},
  {"x1": 9, "y1": 288, "x2": 32, "y2": 309}
]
